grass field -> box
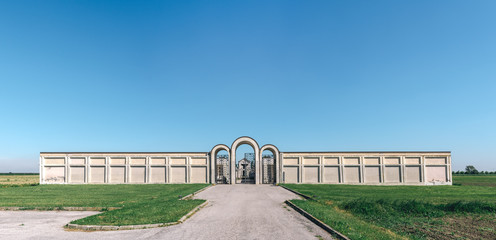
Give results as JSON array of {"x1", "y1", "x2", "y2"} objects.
[
  {"x1": 0, "y1": 180, "x2": 208, "y2": 226},
  {"x1": 0, "y1": 174, "x2": 39, "y2": 185},
  {"x1": 283, "y1": 175, "x2": 496, "y2": 240}
]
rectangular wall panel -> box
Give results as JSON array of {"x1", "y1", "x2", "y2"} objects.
[
  {"x1": 69, "y1": 166, "x2": 85, "y2": 183},
  {"x1": 191, "y1": 158, "x2": 207, "y2": 165},
  {"x1": 323, "y1": 157, "x2": 339, "y2": 165},
  {"x1": 90, "y1": 158, "x2": 105, "y2": 165},
  {"x1": 44, "y1": 166, "x2": 65, "y2": 183},
  {"x1": 283, "y1": 166, "x2": 299, "y2": 183},
  {"x1": 130, "y1": 158, "x2": 146, "y2": 165},
  {"x1": 150, "y1": 158, "x2": 166, "y2": 165},
  {"x1": 304, "y1": 166, "x2": 319, "y2": 183},
  {"x1": 323, "y1": 166, "x2": 340, "y2": 183},
  {"x1": 385, "y1": 157, "x2": 400, "y2": 165},
  {"x1": 344, "y1": 166, "x2": 360, "y2": 183},
  {"x1": 405, "y1": 166, "x2": 421, "y2": 183},
  {"x1": 150, "y1": 166, "x2": 166, "y2": 183},
  {"x1": 364, "y1": 166, "x2": 380, "y2": 183},
  {"x1": 405, "y1": 157, "x2": 421, "y2": 164},
  {"x1": 170, "y1": 166, "x2": 187, "y2": 183},
  {"x1": 110, "y1": 167, "x2": 125, "y2": 183},
  {"x1": 425, "y1": 166, "x2": 447, "y2": 182},
  {"x1": 304, "y1": 157, "x2": 319, "y2": 165},
  {"x1": 70, "y1": 158, "x2": 85, "y2": 165},
  {"x1": 283, "y1": 157, "x2": 298, "y2": 165},
  {"x1": 425, "y1": 157, "x2": 446, "y2": 165},
  {"x1": 45, "y1": 158, "x2": 65, "y2": 165},
  {"x1": 170, "y1": 157, "x2": 186, "y2": 165},
  {"x1": 191, "y1": 166, "x2": 207, "y2": 183},
  {"x1": 343, "y1": 157, "x2": 359, "y2": 165},
  {"x1": 110, "y1": 158, "x2": 125, "y2": 165},
  {"x1": 130, "y1": 166, "x2": 146, "y2": 183},
  {"x1": 90, "y1": 166, "x2": 105, "y2": 183},
  {"x1": 385, "y1": 166, "x2": 401, "y2": 183},
  {"x1": 364, "y1": 157, "x2": 380, "y2": 165}
]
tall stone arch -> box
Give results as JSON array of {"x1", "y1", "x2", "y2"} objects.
[
  {"x1": 210, "y1": 144, "x2": 231, "y2": 184},
  {"x1": 230, "y1": 136, "x2": 260, "y2": 184},
  {"x1": 260, "y1": 144, "x2": 280, "y2": 184}
]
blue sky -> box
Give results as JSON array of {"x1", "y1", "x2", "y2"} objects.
[{"x1": 1, "y1": 1, "x2": 495, "y2": 172}]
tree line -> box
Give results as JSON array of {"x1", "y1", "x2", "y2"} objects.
[{"x1": 452, "y1": 165, "x2": 496, "y2": 175}]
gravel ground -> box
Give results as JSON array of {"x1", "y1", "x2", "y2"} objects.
[{"x1": 0, "y1": 185, "x2": 333, "y2": 240}]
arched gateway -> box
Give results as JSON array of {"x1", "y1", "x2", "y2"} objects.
[{"x1": 40, "y1": 136, "x2": 452, "y2": 185}]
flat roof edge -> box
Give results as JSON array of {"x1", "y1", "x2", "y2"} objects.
[
  {"x1": 40, "y1": 152, "x2": 208, "y2": 154},
  {"x1": 281, "y1": 151, "x2": 451, "y2": 153}
]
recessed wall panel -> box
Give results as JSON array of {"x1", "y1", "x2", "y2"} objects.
[
  {"x1": 344, "y1": 166, "x2": 360, "y2": 183},
  {"x1": 283, "y1": 166, "x2": 299, "y2": 183},
  {"x1": 110, "y1": 158, "x2": 125, "y2": 165},
  {"x1": 364, "y1": 157, "x2": 380, "y2": 165},
  {"x1": 425, "y1": 157, "x2": 446, "y2": 165},
  {"x1": 191, "y1": 158, "x2": 207, "y2": 165},
  {"x1": 90, "y1": 158, "x2": 105, "y2": 165},
  {"x1": 150, "y1": 166, "x2": 166, "y2": 183},
  {"x1": 170, "y1": 166, "x2": 187, "y2": 183},
  {"x1": 323, "y1": 166, "x2": 340, "y2": 183},
  {"x1": 45, "y1": 158, "x2": 65, "y2": 165},
  {"x1": 425, "y1": 166, "x2": 447, "y2": 182},
  {"x1": 385, "y1": 166, "x2": 401, "y2": 183},
  {"x1": 385, "y1": 157, "x2": 400, "y2": 165},
  {"x1": 90, "y1": 166, "x2": 105, "y2": 183},
  {"x1": 343, "y1": 157, "x2": 359, "y2": 165},
  {"x1": 151, "y1": 158, "x2": 166, "y2": 165},
  {"x1": 44, "y1": 166, "x2": 65, "y2": 183},
  {"x1": 304, "y1": 157, "x2": 319, "y2": 165},
  {"x1": 191, "y1": 166, "x2": 207, "y2": 183},
  {"x1": 405, "y1": 166, "x2": 421, "y2": 183},
  {"x1": 303, "y1": 166, "x2": 319, "y2": 183},
  {"x1": 364, "y1": 166, "x2": 380, "y2": 183},
  {"x1": 130, "y1": 166, "x2": 146, "y2": 183},
  {"x1": 323, "y1": 157, "x2": 339, "y2": 165},
  {"x1": 130, "y1": 158, "x2": 146, "y2": 165},
  {"x1": 69, "y1": 166, "x2": 85, "y2": 183},
  {"x1": 283, "y1": 157, "x2": 299, "y2": 165},
  {"x1": 405, "y1": 157, "x2": 421, "y2": 164},
  {"x1": 70, "y1": 158, "x2": 85, "y2": 165},
  {"x1": 170, "y1": 157, "x2": 186, "y2": 165},
  {"x1": 110, "y1": 167, "x2": 125, "y2": 183}
]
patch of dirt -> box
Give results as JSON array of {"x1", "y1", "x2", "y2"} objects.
[{"x1": 406, "y1": 214, "x2": 495, "y2": 240}]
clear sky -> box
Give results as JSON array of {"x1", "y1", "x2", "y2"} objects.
[{"x1": 1, "y1": 1, "x2": 495, "y2": 172}]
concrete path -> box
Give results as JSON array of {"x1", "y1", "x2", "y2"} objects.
[{"x1": 0, "y1": 185, "x2": 333, "y2": 240}]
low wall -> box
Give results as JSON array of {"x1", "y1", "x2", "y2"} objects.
[
  {"x1": 40, "y1": 152, "x2": 209, "y2": 184},
  {"x1": 281, "y1": 152, "x2": 451, "y2": 185}
]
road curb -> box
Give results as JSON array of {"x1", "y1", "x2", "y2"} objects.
[
  {"x1": 279, "y1": 185, "x2": 313, "y2": 200},
  {"x1": 285, "y1": 200, "x2": 350, "y2": 240},
  {"x1": 65, "y1": 200, "x2": 208, "y2": 231},
  {"x1": 0, "y1": 207, "x2": 120, "y2": 211},
  {"x1": 180, "y1": 185, "x2": 213, "y2": 200}
]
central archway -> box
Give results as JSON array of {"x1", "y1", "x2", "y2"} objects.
[{"x1": 230, "y1": 137, "x2": 260, "y2": 184}]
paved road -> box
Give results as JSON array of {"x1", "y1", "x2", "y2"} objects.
[{"x1": 0, "y1": 185, "x2": 333, "y2": 240}]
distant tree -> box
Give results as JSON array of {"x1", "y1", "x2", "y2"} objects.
[{"x1": 465, "y1": 165, "x2": 479, "y2": 174}]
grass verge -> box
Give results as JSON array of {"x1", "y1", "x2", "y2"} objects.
[
  {"x1": 0, "y1": 184, "x2": 208, "y2": 226},
  {"x1": 283, "y1": 178, "x2": 496, "y2": 240}
]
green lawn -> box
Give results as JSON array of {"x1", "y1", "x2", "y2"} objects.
[
  {"x1": 453, "y1": 174, "x2": 496, "y2": 187},
  {"x1": 0, "y1": 184, "x2": 208, "y2": 226},
  {"x1": 283, "y1": 177, "x2": 496, "y2": 240}
]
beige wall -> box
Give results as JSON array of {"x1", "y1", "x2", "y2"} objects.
[
  {"x1": 40, "y1": 149, "x2": 451, "y2": 186},
  {"x1": 40, "y1": 153, "x2": 209, "y2": 184},
  {"x1": 281, "y1": 152, "x2": 451, "y2": 185}
]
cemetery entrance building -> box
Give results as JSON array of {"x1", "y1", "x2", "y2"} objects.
[{"x1": 40, "y1": 136, "x2": 452, "y2": 185}]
